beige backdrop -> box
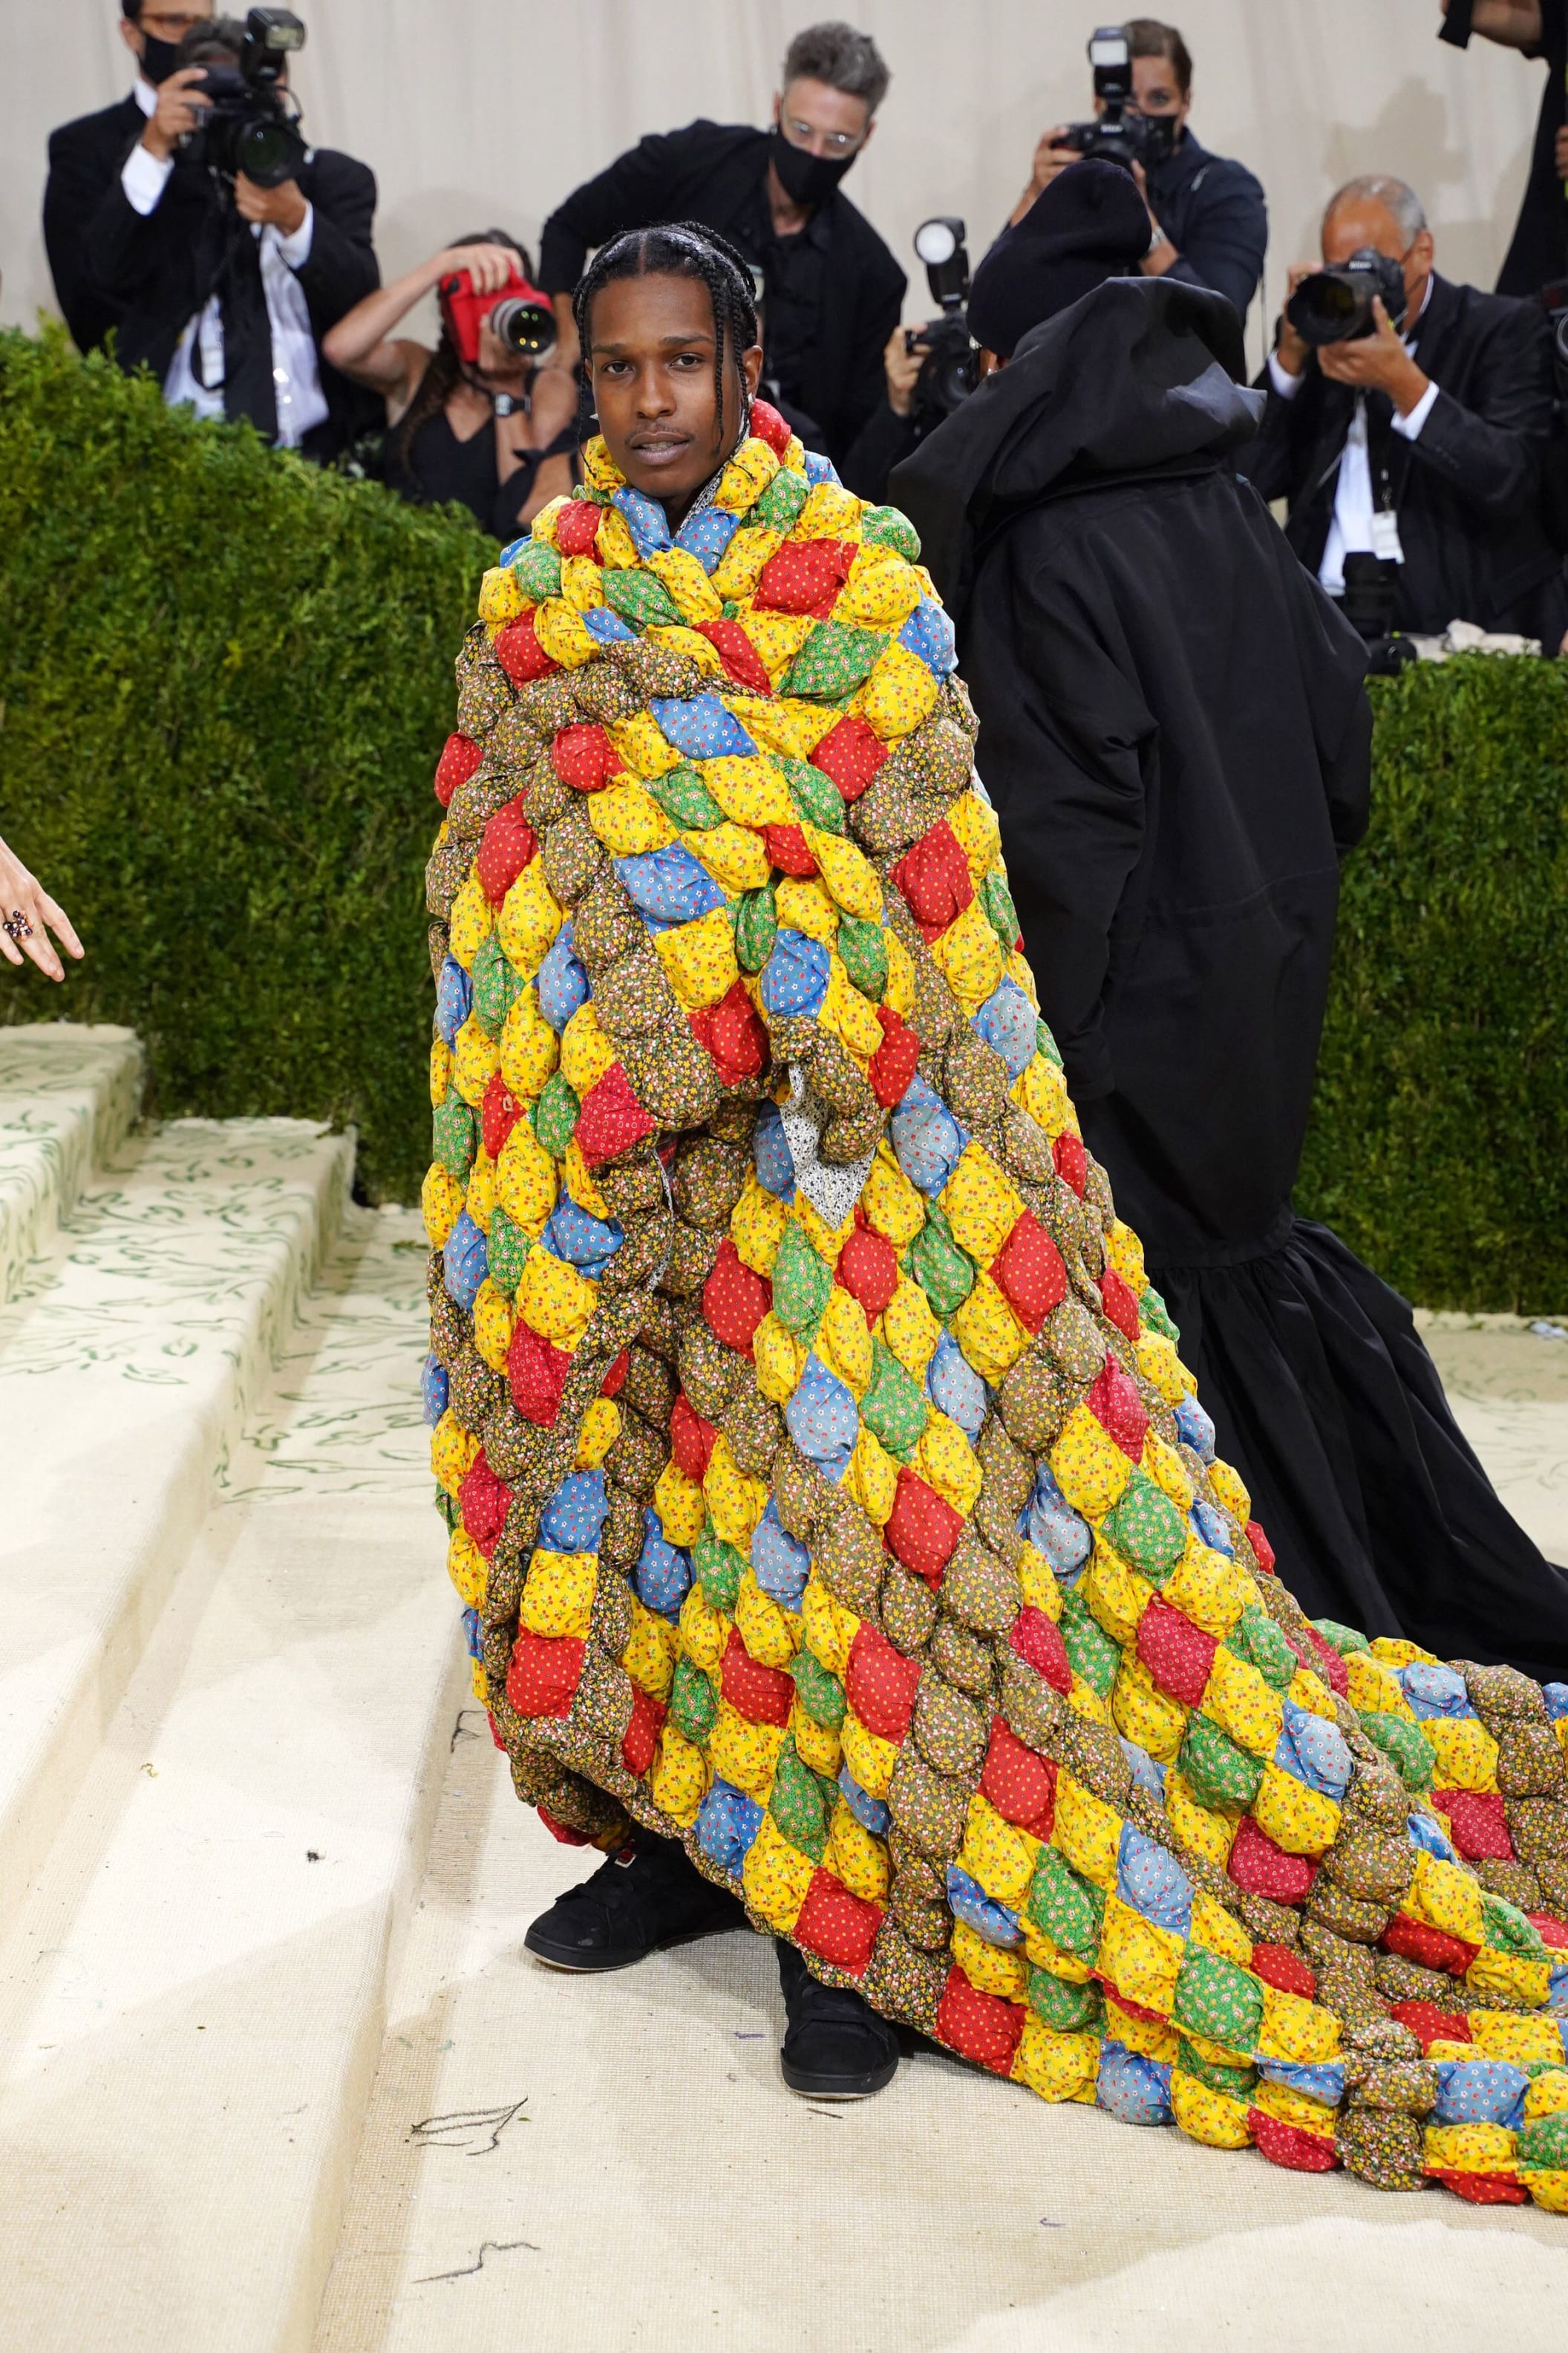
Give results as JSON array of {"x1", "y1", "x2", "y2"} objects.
[{"x1": 6, "y1": 0, "x2": 1555, "y2": 374}]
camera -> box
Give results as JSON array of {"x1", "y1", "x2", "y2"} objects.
[
  {"x1": 192, "y1": 7, "x2": 308, "y2": 189},
  {"x1": 1059, "y1": 27, "x2": 1176, "y2": 175},
  {"x1": 438, "y1": 267, "x2": 558, "y2": 366},
  {"x1": 905, "y1": 217, "x2": 979, "y2": 419},
  {"x1": 1286, "y1": 247, "x2": 1408, "y2": 346}
]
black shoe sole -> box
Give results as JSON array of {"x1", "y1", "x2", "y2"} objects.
[
  {"x1": 523, "y1": 1909, "x2": 745, "y2": 1974},
  {"x1": 780, "y1": 2052, "x2": 899, "y2": 2099}
]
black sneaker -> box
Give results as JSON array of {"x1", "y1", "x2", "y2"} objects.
[
  {"x1": 523, "y1": 1830, "x2": 747, "y2": 1972},
  {"x1": 776, "y1": 1937, "x2": 900, "y2": 2098}
]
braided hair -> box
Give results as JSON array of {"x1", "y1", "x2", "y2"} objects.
[{"x1": 572, "y1": 222, "x2": 760, "y2": 456}]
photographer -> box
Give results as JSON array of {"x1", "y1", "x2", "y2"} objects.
[
  {"x1": 321, "y1": 236, "x2": 580, "y2": 540},
  {"x1": 1011, "y1": 18, "x2": 1267, "y2": 323},
  {"x1": 77, "y1": 12, "x2": 379, "y2": 459},
  {"x1": 1440, "y1": 3, "x2": 1567, "y2": 296},
  {"x1": 537, "y1": 21, "x2": 904, "y2": 469},
  {"x1": 1242, "y1": 174, "x2": 1564, "y2": 642}
]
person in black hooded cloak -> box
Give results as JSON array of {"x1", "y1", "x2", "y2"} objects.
[{"x1": 892, "y1": 160, "x2": 1568, "y2": 1682}]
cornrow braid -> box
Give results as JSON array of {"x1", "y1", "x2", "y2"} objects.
[{"x1": 572, "y1": 221, "x2": 760, "y2": 455}]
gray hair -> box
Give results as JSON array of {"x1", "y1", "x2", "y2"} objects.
[
  {"x1": 1324, "y1": 174, "x2": 1427, "y2": 245},
  {"x1": 782, "y1": 21, "x2": 892, "y2": 114}
]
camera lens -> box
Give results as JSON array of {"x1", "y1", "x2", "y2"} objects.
[
  {"x1": 1287, "y1": 270, "x2": 1372, "y2": 347},
  {"x1": 489, "y1": 298, "x2": 558, "y2": 359},
  {"x1": 237, "y1": 115, "x2": 304, "y2": 186}
]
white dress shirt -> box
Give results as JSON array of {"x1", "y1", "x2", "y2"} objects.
[
  {"x1": 121, "y1": 81, "x2": 327, "y2": 448},
  {"x1": 1267, "y1": 279, "x2": 1439, "y2": 597}
]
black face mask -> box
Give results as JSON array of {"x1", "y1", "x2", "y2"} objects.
[
  {"x1": 768, "y1": 127, "x2": 856, "y2": 206},
  {"x1": 139, "y1": 31, "x2": 184, "y2": 85}
]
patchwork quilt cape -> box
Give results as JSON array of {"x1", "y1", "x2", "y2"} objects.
[{"x1": 421, "y1": 403, "x2": 1568, "y2": 2208}]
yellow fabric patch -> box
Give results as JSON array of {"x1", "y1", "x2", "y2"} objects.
[
  {"x1": 806, "y1": 826, "x2": 882, "y2": 921},
  {"x1": 431, "y1": 1410, "x2": 479, "y2": 1496},
  {"x1": 446, "y1": 1527, "x2": 486, "y2": 1610},
  {"x1": 1013, "y1": 1053, "x2": 1070, "y2": 1140},
  {"x1": 1022, "y1": 1922, "x2": 1095, "y2": 1982},
  {"x1": 914, "y1": 1412, "x2": 983, "y2": 1515},
  {"x1": 718, "y1": 436, "x2": 781, "y2": 513},
  {"x1": 754, "y1": 1310, "x2": 808, "y2": 1405},
  {"x1": 857, "y1": 637, "x2": 940, "y2": 741},
  {"x1": 837, "y1": 549, "x2": 922, "y2": 631},
  {"x1": 1258, "y1": 1982, "x2": 1341, "y2": 2064},
  {"x1": 1162, "y1": 1541, "x2": 1250, "y2": 1638},
  {"x1": 684, "y1": 820, "x2": 771, "y2": 894},
  {"x1": 520, "y1": 1549, "x2": 597, "y2": 1640},
  {"x1": 1053, "y1": 1405, "x2": 1137, "y2": 1518},
  {"x1": 1423, "y1": 2121, "x2": 1518, "y2": 2176},
  {"x1": 944, "y1": 793, "x2": 1001, "y2": 889},
  {"x1": 1525, "y1": 2070, "x2": 1568, "y2": 2121},
  {"x1": 497, "y1": 861, "x2": 564, "y2": 976},
  {"x1": 422, "y1": 1163, "x2": 464, "y2": 1249},
  {"x1": 650, "y1": 1726, "x2": 708, "y2": 1824},
  {"x1": 1111, "y1": 1654, "x2": 1188, "y2": 1763},
  {"x1": 647, "y1": 624, "x2": 724, "y2": 676},
  {"x1": 742, "y1": 610, "x2": 817, "y2": 682},
  {"x1": 515, "y1": 1246, "x2": 595, "y2": 1348},
  {"x1": 743, "y1": 1812, "x2": 816, "y2": 1931},
  {"x1": 1013, "y1": 2016, "x2": 1100, "y2": 2104},
  {"x1": 1469, "y1": 2012, "x2": 1567, "y2": 2066},
  {"x1": 1103, "y1": 1997, "x2": 1179, "y2": 2065},
  {"x1": 1368, "y1": 1636, "x2": 1439, "y2": 1669},
  {"x1": 941, "y1": 1143, "x2": 1025, "y2": 1264},
  {"x1": 1166, "y1": 1769, "x2": 1238, "y2": 1873},
  {"x1": 1251, "y1": 2079, "x2": 1336, "y2": 2138},
  {"x1": 1287, "y1": 1668, "x2": 1339, "y2": 1723},
  {"x1": 594, "y1": 504, "x2": 638, "y2": 567},
  {"x1": 774, "y1": 877, "x2": 839, "y2": 944},
  {"x1": 951, "y1": 1270, "x2": 1031, "y2": 1383},
  {"x1": 734, "y1": 689, "x2": 836, "y2": 757},
  {"x1": 704, "y1": 1435, "x2": 768, "y2": 1548},
  {"x1": 1018, "y1": 1544, "x2": 1062, "y2": 1622},
  {"x1": 959, "y1": 1792, "x2": 1041, "y2": 1909},
  {"x1": 1253, "y1": 1761, "x2": 1342, "y2": 1857},
  {"x1": 840, "y1": 1709, "x2": 899, "y2": 1799},
  {"x1": 1524, "y1": 2170, "x2": 1568, "y2": 2213},
  {"x1": 930, "y1": 897, "x2": 1004, "y2": 1011},
  {"x1": 1190, "y1": 1886, "x2": 1252, "y2": 1965},
  {"x1": 560, "y1": 552, "x2": 605, "y2": 612},
  {"x1": 479, "y1": 563, "x2": 525, "y2": 625},
  {"x1": 827, "y1": 1802, "x2": 891, "y2": 1904},
  {"x1": 678, "y1": 1584, "x2": 728, "y2": 1674},
  {"x1": 499, "y1": 991, "x2": 559, "y2": 1101},
  {"x1": 1083, "y1": 1539, "x2": 1154, "y2": 1649},
  {"x1": 447, "y1": 874, "x2": 494, "y2": 971},
  {"x1": 881, "y1": 1274, "x2": 942, "y2": 1381},
  {"x1": 1098, "y1": 1893, "x2": 1184, "y2": 2015},
  {"x1": 802, "y1": 1579, "x2": 858, "y2": 1680},
  {"x1": 529, "y1": 493, "x2": 570, "y2": 542},
  {"x1": 532, "y1": 597, "x2": 598, "y2": 668},
  {"x1": 1405, "y1": 1850, "x2": 1487, "y2": 1949},
  {"x1": 1053, "y1": 1772, "x2": 1123, "y2": 1893},
  {"x1": 1425, "y1": 1715, "x2": 1501, "y2": 1792},
  {"x1": 708, "y1": 1703, "x2": 787, "y2": 1798},
  {"x1": 1467, "y1": 1948, "x2": 1552, "y2": 2009},
  {"x1": 953, "y1": 1920, "x2": 1028, "y2": 1999},
  {"x1": 1172, "y1": 2068, "x2": 1253, "y2": 2148},
  {"x1": 792, "y1": 1698, "x2": 843, "y2": 1778},
  {"x1": 735, "y1": 1570, "x2": 797, "y2": 1672},
  {"x1": 815, "y1": 1283, "x2": 872, "y2": 1398},
  {"x1": 559, "y1": 1002, "x2": 615, "y2": 1099},
  {"x1": 1203, "y1": 1645, "x2": 1287, "y2": 1759},
  {"x1": 794, "y1": 480, "x2": 863, "y2": 541},
  {"x1": 1102, "y1": 1220, "x2": 1146, "y2": 1290},
  {"x1": 1207, "y1": 1461, "x2": 1250, "y2": 1524},
  {"x1": 1137, "y1": 1328, "x2": 1195, "y2": 1404},
  {"x1": 703, "y1": 751, "x2": 796, "y2": 828},
  {"x1": 1345, "y1": 1651, "x2": 1412, "y2": 1720},
  {"x1": 843, "y1": 1423, "x2": 900, "y2": 1526},
  {"x1": 653, "y1": 906, "x2": 740, "y2": 1011},
  {"x1": 647, "y1": 545, "x2": 724, "y2": 624},
  {"x1": 654, "y1": 1459, "x2": 708, "y2": 1547},
  {"x1": 575, "y1": 1396, "x2": 621, "y2": 1469},
  {"x1": 451, "y1": 1016, "x2": 499, "y2": 1109},
  {"x1": 624, "y1": 1602, "x2": 679, "y2": 1700},
  {"x1": 464, "y1": 1146, "x2": 497, "y2": 1233},
  {"x1": 820, "y1": 958, "x2": 883, "y2": 1062},
  {"x1": 1144, "y1": 1433, "x2": 1196, "y2": 1512},
  {"x1": 563, "y1": 1137, "x2": 610, "y2": 1218},
  {"x1": 586, "y1": 780, "x2": 675, "y2": 857},
  {"x1": 497, "y1": 1120, "x2": 558, "y2": 1235},
  {"x1": 710, "y1": 523, "x2": 783, "y2": 601},
  {"x1": 862, "y1": 1142, "x2": 925, "y2": 1248},
  {"x1": 609, "y1": 710, "x2": 681, "y2": 780},
  {"x1": 882, "y1": 925, "x2": 917, "y2": 1018},
  {"x1": 429, "y1": 1035, "x2": 453, "y2": 1108},
  {"x1": 472, "y1": 1278, "x2": 514, "y2": 1374},
  {"x1": 731, "y1": 1173, "x2": 788, "y2": 1276}
]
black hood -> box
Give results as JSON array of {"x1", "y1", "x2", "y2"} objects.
[{"x1": 893, "y1": 276, "x2": 1263, "y2": 618}]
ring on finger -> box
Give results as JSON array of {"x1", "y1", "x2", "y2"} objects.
[{"x1": 2, "y1": 908, "x2": 33, "y2": 941}]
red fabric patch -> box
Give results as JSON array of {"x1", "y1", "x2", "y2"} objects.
[
  {"x1": 476, "y1": 798, "x2": 538, "y2": 905},
  {"x1": 575, "y1": 1063, "x2": 656, "y2": 1166},
  {"x1": 480, "y1": 1071, "x2": 526, "y2": 1163},
  {"x1": 891, "y1": 820, "x2": 975, "y2": 941},
  {"x1": 507, "y1": 1321, "x2": 572, "y2": 1428},
  {"x1": 536, "y1": 1804, "x2": 591, "y2": 1846},
  {"x1": 1100, "y1": 1267, "x2": 1141, "y2": 1343},
  {"x1": 1251, "y1": 1942, "x2": 1316, "y2": 2001},
  {"x1": 489, "y1": 1711, "x2": 507, "y2": 1750},
  {"x1": 1228, "y1": 1815, "x2": 1319, "y2": 1905},
  {"x1": 719, "y1": 1625, "x2": 796, "y2": 1727},
  {"x1": 554, "y1": 498, "x2": 604, "y2": 558},
  {"x1": 1247, "y1": 1518, "x2": 1277, "y2": 1575},
  {"x1": 794, "y1": 1868, "x2": 883, "y2": 1977},
  {"x1": 935, "y1": 1966, "x2": 1026, "y2": 2075},
  {"x1": 1137, "y1": 1596, "x2": 1219, "y2": 1709},
  {"x1": 1249, "y1": 2108, "x2": 1338, "y2": 2173},
  {"x1": 763, "y1": 822, "x2": 820, "y2": 878},
  {"x1": 601, "y1": 1348, "x2": 629, "y2": 1400},
  {"x1": 670, "y1": 1394, "x2": 717, "y2": 1483},
  {"x1": 1388, "y1": 1999, "x2": 1471, "y2": 2052},
  {"x1": 749, "y1": 398, "x2": 792, "y2": 457},
  {"x1": 991, "y1": 1209, "x2": 1068, "y2": 1333},
  {"x1": 1086, "y1": 1353, "x2": 1149, "y2": 1463},
  {"x1": 810, "y1": 711, "x2": 889, "y2": 803},
  {"x1": 753, "y1": 537, "x2": 858, "y2": 617},
  {"x1": 1428, "y1": 2170, "x2": 1527, "y2": 2205},
  {"x1": 844, "y1": 1624, "x2": 923, "y2": 1743},
  {"x1": 1529, "y1": 1912, "x2": 1568, "y2": 1952},
  {"x1": 1382, "y1": 1912, "x2": 1481, "y2": 1977},
  {"x1": 836, "y1": 1225, "x2": 899, "y2": 1320},
  {"x1": 495, "y1": 611, "x2": 559, "y2": 683},
  {"x1": 459, "y1": 1450, "x2": 511, "y2": 1560},
  {"x1": 506, "y1": 1630, "x2": 584, "y2": 1718},
  {"x1": 869, "y1": 1004, "x2": 921, "y2": 1109},
  {"x1": 981, "y1": 1715, "x2": 1058, "y2": 1837},
  {"x1": 1094, "y1": 1977, "x2": 1170, "y2": 2027},
  {"x1": 884, "y1": 1468, "x2": 964, "y2": 1587},
  {"x1": 1009, "y1": 1606, "x2": 1074, "y2": 1696},
  {"x1": 434, "y1": 731, "x2": 481, "y2": 809},
  {"x1": 702, "y1": 1237, "x2": 772, "y2": 1354},
  {"x1": 621, "y1": 1684, "x2": 667, "y2": 1778},
  {"x1": 1304, "y1": 1625, "x2": 1350, "y2": 1696},
  {"x1": 689, "y1": 980, "x2": 768, "y2": 1084},
  {"x1": 1437, "y1": 1788, "x2": 1515, "y2": 1863},
  {"x1": 697, "y1": 618, "x2": 774, "y2": 696},
  {"x1": 551, "y1": 721, "x2": 618, "y2": 792},
  {"x1": 1054, "y1": 1132, "x2": 1088, "y2": 1198}
]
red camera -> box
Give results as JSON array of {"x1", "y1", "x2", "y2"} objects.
[{"x1": 437, "y1": 266, "x2": 558, "y2": 365}]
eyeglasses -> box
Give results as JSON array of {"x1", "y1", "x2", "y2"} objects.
[
  {"x1": 780, "y1": 115, "x2": 864, "y2": 157},
  {"x1": 141, "y1": 9, "x2": 213, "y2": 33}
]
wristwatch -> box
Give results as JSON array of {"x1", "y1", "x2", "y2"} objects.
[
  {"x1": 1146, "y1": 221, "x2": 1171, "y2": 255},
  {"x1": 492, "y1": 392, "x2": 520, "y2": 418}
]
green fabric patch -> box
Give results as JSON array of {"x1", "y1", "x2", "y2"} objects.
[
  {"x1": 1232, "y1": 1603, "x2": 1298, "y2": 1692},
  {"x1": 733, "y1": 884, "x2": 778, "y2": 974},
  {"x1": 780, "y1": 754, "x2": 846, "y2": 835},
  {"x1": 695, "y1": 1529, "x2": 745, "y2": 1615},
  {"x1": 509, "y1": 539, "x2": 562, "y2": 602},
  {"x1": 1179, "y1": 1712, "x2": 1265, "y2": 1812},
  {"x1": 600, "y1": 567, "x2": 684, "y2": 628},
  {"x1": 1036, "y1": 1018, "x2": 1064, "y2": 1070},
  {"x1": 1025, "y1": 1846, "x2": 1105, "y2": 1965},
  {"x1": 782, "y1": 621, "x2": 888, "y2": 702},
  {"x1": 531, "y1": 1071, "x2": 579, "y2": 1159},
  {"x1": 1172, "y1": 1946, "x2": 1263, "y2": 2053},
  {"x1": 669, "y1": 1658, "x2": 718, "y2": 1747},
  {"x1": 471, "y1": 929, "x2": 521, "y2": 1037},
  {"x1": 772, "y1": 1222, "x2": 833, "y2": 1337},
  {"x1": 907, "y1": 1199, "x2": 974, "y2": 1319},
  {"x1": 860, "y1": 503, "x2": 921, "y2": 561},
  {"x1": 1101, "y1": 1471, "x2": 1186, "y2": 1582},
  {"x1": 1480, "y1": 1891, "x2": 1548, "y2": 1959},
  {"x1": 836, "y1": 916, "x2": 888, "y2": 1000},
  {"x1": 1518, "y1": 2112, "x2": 1568, "y2": 2171},
  {"x1": 981, "y1": 869, "x2": 1019, "y2": 951},
  {"x1": 1177, "y1": 2037, "x2": 1258, "y2": 2100},
  {"x1": 1059, "y1": 1588, "x2": 1121, "y2": 1702},
  {"x1": 1360, "y1": 1711, "x2": 1437, "y2": 1794},
  {"x1": 1026, "y1": 1966, "x2": 1103, "y2": 2033},
  {"x1": 432, "y1": 1091, "x2": 475, "y2": 1178},
  {"x1": 486, "y1": 1205, "x2": 530, "y2": 1297},
  {"x1": 1140, "y1": 1285, "x2": 1180, "y2": 1345},
  {"x1": 752, "y1": 469, "x2": 811, "y2": 534},
  {"x1": 769, "y1": 1740, "x2": 829, "y2": 1862},
  {"x1": 860, "y1": 1334, "x2": 929, "y2": 1460},
  {"x1": 1311, "y1": 1617, "x2": 1371, "y2": 1657},
  {"x1": 652, "y1": 760, "x2": 725, "y2": 831},
  {"x1": 790, "y1": 1647, "x2": 846, "y2": 1729}
]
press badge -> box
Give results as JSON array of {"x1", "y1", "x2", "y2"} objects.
[{"x1": 1371, "y1": 510, "x2": 1405, "y2": 564}]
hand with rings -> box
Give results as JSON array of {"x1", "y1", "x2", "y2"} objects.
[{"x1": 0, "y1": 832, "x2": 83, "y2": 982}]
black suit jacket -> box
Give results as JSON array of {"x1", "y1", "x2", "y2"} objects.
[
  {"x1": 538, "y1": 120, "x2": 905, "y2": 468},
  {"x1": 1240, "y1": 272, "x2": 1562, "y2": 636},
  {"x1": 44, "y1": 93, "x2": 146, "y2": 355},
  {"x1": 74, "y1": 128, "x2": 380, "y2": 457}
]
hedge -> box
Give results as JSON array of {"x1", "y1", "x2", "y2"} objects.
[
  {"x1": 1, "y1": 331, "x2": 1565, "y2": 1302},
  {"x1": 0, "y1": 326, "x2": 490, "y2": 1204}
]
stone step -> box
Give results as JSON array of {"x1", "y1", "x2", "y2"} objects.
[
  {"x1": 0, "y1": 1024, "x2": 143, "y2": 1305},
  {"x1": 0, "y1": 1200, "x2": 457, "y2": 2353},
  {"x1": 0, "y1": 1108, "x2": 353, "y2": 1911}
]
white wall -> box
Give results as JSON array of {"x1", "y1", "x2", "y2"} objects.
[{"x1": 7, "y1": 0, "x2": 1550, "y2": 373}]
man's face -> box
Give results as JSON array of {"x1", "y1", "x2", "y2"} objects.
[
  {"x1": 772, "y1": 76, "x2": 874, "y2": 163},
  {"x1": 587, "y1": 272, "x2": 762, "y2": 514},
  {"x1": 1097, "y1": 53, "x2": 1192, "y2": 132},
  {"x1": 119, "y1": 5, "x2": 212, "y2": 68},
  {"x1": 1322, "y1": 198, "x2": 1434, "y2": 314}
]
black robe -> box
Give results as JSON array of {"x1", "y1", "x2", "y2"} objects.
[{"x1": 893, "y1": 278, "x2": 1568, "y2": 1680}]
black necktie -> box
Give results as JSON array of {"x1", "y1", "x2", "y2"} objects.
[{"x1": 214, "y1": 215, "x2": 278, "y2": 444}]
